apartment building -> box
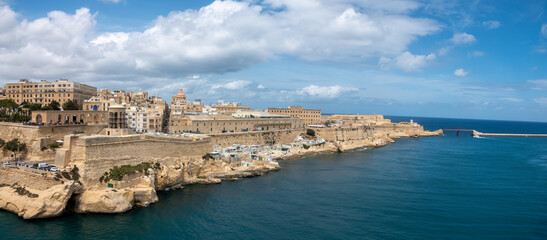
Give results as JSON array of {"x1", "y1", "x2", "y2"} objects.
[
  {"x1": 3, "y1": 79, "x2": 96, "y2": 106},
  {"x1": 268, "y1": 106, "x2": 322, "y2": 125}
]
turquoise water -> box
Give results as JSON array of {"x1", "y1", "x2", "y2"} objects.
[{"x1": 0, "y1": 117, "x2": 546, "y2": 239}]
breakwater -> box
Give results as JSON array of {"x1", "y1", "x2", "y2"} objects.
[{"x1": 472, "y1": 130, "x2": 547, "y2": 137}]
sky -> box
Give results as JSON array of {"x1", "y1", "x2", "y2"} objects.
[{"x1": 0, "y1": 0, "x2": 546, "y2": 122}]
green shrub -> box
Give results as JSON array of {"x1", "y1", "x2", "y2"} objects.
[
  {"x1": 303, "y1": 144, "x2": 310, "y2": 149},
  {"x1": 102, "y1": 162, "x2": 155, "y2": 182},
  {"x1": 202, "y1": 153, "x2": 214, "y2": 160},
  {"x1": 61, "y1": 171, "x2": 71, "y2": 180},
  {"x1": 48, "y1": 143, "x2": 59, "y2": 149},
  {"x1": 306, "y1": 129, "x2": 316, "y2": 137}
]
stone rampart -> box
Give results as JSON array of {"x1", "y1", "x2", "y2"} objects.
[
  {"x1": 314, "y1": 123, "x2": 425, "y2": 142},
  {"x1": 0, "y1": 122, "x2": 106, "y2": 161},
  {"x1": 60, "y1": 134, "x2": 213, "y2": 182},
  {"x1": 209, "y1": 129, "x2": 303, "y2": 147}
]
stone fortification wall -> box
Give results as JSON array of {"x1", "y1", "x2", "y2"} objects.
[
  {"x1": 63, "y1": 134, "x2": 213, "y2": 182},
  {"x1": 314, "y1": 123, "x2": 425, "y2": 142},
  {"x1": 209, "y1": 129, "x2": 303, "y2": 147},
  {"x1": 0, "y1": 122, "x2": 106, "y2": 161}
]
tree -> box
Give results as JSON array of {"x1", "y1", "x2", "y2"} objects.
[
  {"x1": 40, "y1": 105, "x2": 54, "y2": 110},
  {"x1": 0, "y1": 99, "x2": 19, "y2": 111},
  {"x1": 306, "y1": 128, "x2": 316, "y2": 137},
  {"x1": 62, "y1": 100, "x2": 80, "y2": 110},
  {"x1": 0, "y1": 139, "x2": 5, "y2": 148},
  {"x1": 26, "y1": 103, "x2": 43, "y2": 111},
  {"x1": 4, "y1": 138, "x2": 27, "y2": 161},
  {"x1": 48, "y1": 100, "x2": 61, "y2": 110}
]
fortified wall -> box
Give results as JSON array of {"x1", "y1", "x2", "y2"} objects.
[
  {"x1": 0, "y1": 123, "x2": 106, "y2": 161},
  {"x1": 56, "y1": 134, "x2": 212, "y2": 182},
  {"x1": 209, "y1": 129, "x2": 303, "y2": 147},
  {"x1": 314, "y1": 123, "x2": 425, "y2": 142}
]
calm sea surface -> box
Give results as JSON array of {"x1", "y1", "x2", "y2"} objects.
[{"x1": 1, "y1": 117, "x2": 546, "y2": 239}]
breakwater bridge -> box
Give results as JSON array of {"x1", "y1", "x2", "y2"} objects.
[{"x1": 441, "y1": 128, "x2": 547, "y2": 137}]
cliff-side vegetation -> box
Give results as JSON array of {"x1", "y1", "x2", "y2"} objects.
[{"x1": 100, "y1": 162, "x2": 161, "y2": 183}]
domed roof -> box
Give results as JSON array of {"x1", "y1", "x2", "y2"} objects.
[{"x1": 176, "y1": 88, "x2": 186, "y2": 97}]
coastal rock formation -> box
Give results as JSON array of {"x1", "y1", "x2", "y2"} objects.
[
  {"x1": 73, "y1": 189, "x2": 134, "y2": 213},
  {"x1": 0, "y1": 167, "x2": 76, "y2": 219}
]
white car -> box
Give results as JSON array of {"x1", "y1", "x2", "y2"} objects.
[{"x1": 49, "y1": 167, "x2": 60, "y2": 172}]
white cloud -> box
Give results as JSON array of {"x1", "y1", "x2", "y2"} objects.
[
  {"x1": 379, "y1": 51, "x2": 436, "y2": 72},
  {"x1": 499, "y1": 97, "x2": 523, "y2": 102},
  {"x1": 528, "y1": 79, "x2": 547, "y2": 90},
  {"x1": 257, "y1": 84, "x2": 265, "y2": 89},
  {"x1": 0, "y1": 0, "x2": 441, "y2": 83},
  {"x1": 297, "y1": 85, "x2": 358, "y2": 99},
  {"x1": 453, "y1": 68, "x2": 468, "y2": 77},
  {"x1": 468, "y1": 51, "x2": 484, "y2": 57},
  {"x1": 100, "y1": 0, "x2": 122, "y2": 3},
  {"x1": 211, "y1": 80, "x2": 252, "y2": 90},
  {"x1": 534, "y1": 97, "x2": 547, "y2": 105},
  {"x1": 542, "y1": 24, "x2": 547, "y2": 37},
  {"x1": 482, "y1": 20, "x2": 501, "y2": 29},
  {"x1": 451, "y1": 32, "x2": 476, "y2": 44}
]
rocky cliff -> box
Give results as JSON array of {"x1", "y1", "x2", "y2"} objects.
[{"x1": 0, "y1": 167, "x2": 76, "y2": 219}]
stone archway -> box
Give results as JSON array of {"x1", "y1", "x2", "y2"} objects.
[
  {"x1": 36, "y1": 114, "x2": 43, "y2": 124},
  {"x1": 58, "y1": 114, "x2": 62, "y2": 124},
  {"x1": 80, "y1": 114, "x2": 85, "y2": 124},
  {"x1": 72, "y1": 114, "x2": 77, "y2": 123},
  {"x1": 94, "y1": 114, "x2": 98, "y2": 122},
  {"x1": 65, "y1": 114, "x2": 70, "y2": 124}
]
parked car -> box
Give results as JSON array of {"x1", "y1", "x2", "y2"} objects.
[
  {"x1": 49, "y1": 167, "x2": 60, "y2": 172},
  {"x1": 2, "y1": 161, "x2": 10, "y2": 166}
]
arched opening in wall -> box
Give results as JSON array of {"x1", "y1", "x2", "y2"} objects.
[
  {"x1": 80, "y1": 114, "x2": 85, "y2": 124},
  {"x1": 72, "y1": 115, "x2": 77, "y2": 123},
  {"x1": 101, "y1": 114, "x2": 105, "y2": 123},
  {"x1": 58, "y1": 114, "x2": 62, "y2": 124},
  {"x1": 36, "y1": 114, "x2": 43, "y2": 124},
  {"x1": 94, "y1": 114, "x2": 98, "y2": 122},
  {"x1": 65, "y1": 114, "x2": 70, "y2": 124}
]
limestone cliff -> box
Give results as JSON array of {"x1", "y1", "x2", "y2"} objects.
[
  {"x1": 71, "y1": 157, "x2": 279, "y2": 214},
  {"x1": 0, "y1": 167, "x2": 76, "y2": 219}
]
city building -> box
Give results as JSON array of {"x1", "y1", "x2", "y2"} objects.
[
  {"x1": 102, "y1": 104, "x2": 130, "y2": 136},
  {"x1": 322, "y1": 114, "x2": 392, "y2": 126},
  {"x1": 83, "y1": 96, "x2": 113, "y2": 111},
  {"x1": 268, "y1": 106, "x2": 322, "y2": 125},
  {"x1": 30, "y1": 110, "x2": 107, "y2": 125},
  {"x1": 126, "y1": 107, "x2": 164, "y2": 133},
  {"x1": 3, "y1": 79, "x2": 97, "y2": 107},
  {"x1": 211, "y1": 100, "x2": 251, "y2": 113},
  {"x1": 0, "y1": 87, "x2": 6, "y2": 100},
  {"x1": 169, "y1": 113, "x2": 303, "y2": 134}
]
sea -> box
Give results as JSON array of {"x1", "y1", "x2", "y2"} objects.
[{"x1": 0, "y1": 116, "x2": 546, "y2": 240}]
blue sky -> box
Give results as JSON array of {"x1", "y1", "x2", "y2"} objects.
[{"x1": 0, "y1": 0, "x2": 546, "y2": 121}]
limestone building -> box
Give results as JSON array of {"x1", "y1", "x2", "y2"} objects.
[
  {"x1": 323, "y1": 114, "x2": 392, "y2": 126},
  {"x1": 3, "y1": 79, "x2": 96, "y2": 107},
  {"x1": 268, "y1": 106, "x2": 322, "y2": 125},
  {"x1": 101, "y1": 104, "x2": 131, "y2": 136},
  {"x1": 30, "y1": 110, "x2": 107, "y2": 125},
  {"x1": 211, "y1": 100, "x2": 251, "y2": 113},
  {"x1": 169, "y1": 113, "x2": 303, "y2": 134}
]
